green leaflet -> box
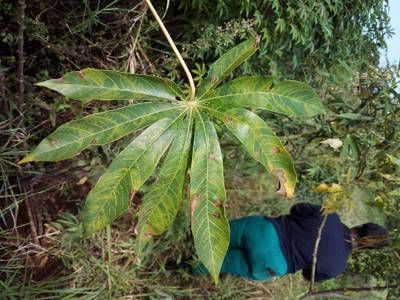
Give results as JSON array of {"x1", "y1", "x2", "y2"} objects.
[
  {"x1": 205, "y1": 76, "x2": 325, "y2": 117},
  {"x1": 36, "y1": 68, "x2": 184, "y2": 102},
  {"x1": 190, "y1": 116, "x2": 229, "y2": 284},
  {"x1": 197, "y1": 37, "x2": 258, "y2": 98},
  {"x1": 81, "y1": 117, "x2": 179, "y2": 235},
  {"x1": 135, "y1": 116, "x2": 193, "y2": 254},
  {"x1": 221, "y1": 108, "x2": 296, "y2": 198},
  {"x1": 19, "y1": 103, "x2": 181, "y2": 163}
]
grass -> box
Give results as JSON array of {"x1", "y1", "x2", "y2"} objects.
[{"x1": 0, "y1": 133, "x2": 394, "y2": 299}]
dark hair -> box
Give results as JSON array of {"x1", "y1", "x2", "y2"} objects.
[{"x1": 353, "y1": 223, "x2": 391, "y2": 249}]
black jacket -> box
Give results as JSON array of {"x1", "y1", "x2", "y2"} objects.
[{"x1": 268, "y1": 203, "x2": 353, "y2": 282}]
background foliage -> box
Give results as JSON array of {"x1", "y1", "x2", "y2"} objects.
[{"x1": 1, "y1": 0, "x2": 399, "y2": 298}]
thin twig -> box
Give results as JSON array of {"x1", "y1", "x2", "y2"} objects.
[
  {"x1": 309, "y1": 214, "x2": 329, "y2": 293},
  {"x1": 138, "y1": 45, "x2": 156, "y2": 73},
  {"x1": 145, "y1": 0, "x2": 196, "y2": 101},
  {"x1": 300, "y1": 284, "x2": 400, "y2": 299},
  {"x1": 17, "y1": 0, "x2": 26, "y2": 111},
  {"x1": 107, "y1": 225, "x2": 113, "y2": 295}
]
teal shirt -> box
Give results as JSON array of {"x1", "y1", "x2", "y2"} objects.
[{"x1": 192, "y1": 216, "x2": 288, "y2": 281}]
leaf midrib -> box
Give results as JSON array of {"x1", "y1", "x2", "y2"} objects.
[
  {"x1": 199, "y1": 47, "x2": 256, "y2": 99},
  {"x1": 38, "y1": 105, "x2": 180, "y2": 157},
  {"x1": 140, "y1": 113, "x2": 192, "y2": 222},
  {"x1": 43, "y1": 82, "x2": 180, "y2": 101},
  {"x1": 204, "y1": 106, "x2": 282, "y2": 170},
  {"x1": 199, "y1": 90, "x2": 324, "y2": 113},
  {"x1": 93, "y1": 112, "x2": 186, "y2": 213},
  {"x1": 194, "y1": 112, "x2": 217, "y2": 277}
]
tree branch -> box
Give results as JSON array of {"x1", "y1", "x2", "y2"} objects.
[
  {"x1": 300, "y1": 284, "x2": 400, "y2": 299},
  {"x1": 309, "y1": 214, "x2": 329, "y2": 293},
  {"x1": 17, "y1": 0, "x2": 26, "y2": 112}
]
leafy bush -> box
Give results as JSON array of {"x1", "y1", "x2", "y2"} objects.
[{"x1": 176, "y1": 0, "x2": 392, "y2": 81}]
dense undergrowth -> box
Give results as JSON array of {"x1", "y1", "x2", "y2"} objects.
[{"x1": 1, "y1": 0, "x2": 399, "y2": 299}]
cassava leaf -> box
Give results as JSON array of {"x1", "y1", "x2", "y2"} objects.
[
  {"x1": 205, "y1": 76, "x2": 325, "y2": 117},
  {"x1": 197, "y1": 37, "x2": 258, "y2": 98},
  {"x1": 81, "y1": 117, "x2": 179, "y2": 235},
  {"x1": 19, "y1": 103, "x2": 180, "y2": 163},
  {"x1": 136, "y1": 115, "x2": 193, "y2": 254},
  {"x1": 190, "y1": 116, "x2": 229, "y2": 283},
  {"x1": 221, "y1": 108, "x2": 296, "y2": 198},
  {"x1": 36, "y1": 68, "x2": 184, "y2": 102}
]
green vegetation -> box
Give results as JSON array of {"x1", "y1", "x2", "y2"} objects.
[
  {"x1": 19, "y1": 37, "x2": 325, "y2": 282},
  {"x1": 1, "y1": 0, "x2": 399, "y2": 299}
]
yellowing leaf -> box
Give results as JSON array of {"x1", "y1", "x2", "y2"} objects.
[
  {"x1": 81, "y1": 118, "x2": 178, "y2": 235},
  {"x1": 313, "y1": 183, "x2": 343, "y2": 193},
  {"x1": 313, "y1": 183, "x2": 329, "y2": 192},
  {"x1": 190, "y1": 116, "x2": 229, "y2": 283},
  {"x1": 37, "y1": 69, "x2": 184, "y2": 102},
  {"x1": 220, "y1": 108, "x2": 296, "y2": 198}
]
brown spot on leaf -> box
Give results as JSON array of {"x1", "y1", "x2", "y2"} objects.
[
  {"x1": 272, "y1": 147, "x2": 281, "y2": 154},
  {"x1": 208, "y1": 153, "x2": 216, "y2": 160},
  {"x1": 129, "y1": 190, "x2": 136, "y2": 205},
  {"x1": 144, "y1": 232, "x2": 153, "y2": 238},
  {"x1": 211, "y1": 76, "x2": 217, "y2": 82},
  {"x1": 48, "y1": 139, "x2": 57, "y2": 145},
  {"x1": 55, "y1": 76, "x2": 64, "y2": 83},
  {"x1": 78, "y1": 70, "x2": 85, "y2": 79},
  {"x1": 214, "y1": 199, "x2": 223, "y2": 207},
  {"x1": 225, "y1": 116, "x2": 233, "y2": 124},
  {"x1": 175, "y1": 96, "x2": 181, "y2": 101},
  {"x1": 91, "y1": 138, "x2": 97, "y2": 145},
  {"x1": 212, "y1": 212, "x2": 221, "y2": 218},
  {"x1": 190, "y1": 194, "x2": 200, "y2": 218},
  {"x1": 274, "y1": 168, "x2": 287, "y2": 197}
]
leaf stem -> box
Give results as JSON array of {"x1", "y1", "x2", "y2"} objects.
[
  {"x1": 106, "y1": 225, "x2": 112, "y2": 295},
  {"x1": 145, "y1": 0, "x2": 196, "y2": 101}
]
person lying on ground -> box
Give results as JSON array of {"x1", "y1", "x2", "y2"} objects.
[{"x1": 189, "y1": 202, "x2": 391, "y2": 282}]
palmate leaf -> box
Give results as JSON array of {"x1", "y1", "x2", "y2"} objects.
[
  {"x1": 220, "y1": 108, "x2": 296, "y2": 198},
  {"x1": 36, "y1": 68, "x2": 184, "y2": 102},
  {"x1": 190, "y1": 116, "x2": 229, "y2": 283},
  {"x1": 135, "y1": 115, "x2": 193, "y2": 254},
  {"x1": 20, "y1": 38, "x2": 325, "y2": 285},
  {"x1": 19, "y1": 103, "x2": 181, "y2": 163},
  {"x1": 205, "y1": 76, "x2": 325, "y2": 117},
  {"x1": 82, "y1": 117, "x2": 180, "y2": 234},
  {"x1": 197, "y1": 37, "x2": 258, "y2": 98}
]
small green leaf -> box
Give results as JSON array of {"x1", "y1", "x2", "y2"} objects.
[
  {"x1": 190, "y1": 116, "x2": 229, "y2": 284},
  {"x1": 19, "y1": 103, "x2": 180, "y2": 163},
  {"x1": 221, "y1": 108, "x2": 296, "y2": 198},
  {"x1": 81, "y1": 117, "x2": 179, "y2": 235},
  {"x1": 206, "y1": 77, "x2": 325, "y2": 117},
  {"x1": 337, "y1": 113, "x2": 373, "y2": 121},
  {"x1": 198, "y1": 37, "x2": 258, "y2": 98},
  {"x1": 37, "y1": 68, "x2": 184, "y2": 102},
  {"x1": 136, "y1": 115, "x2": 193, "y2": 254}
]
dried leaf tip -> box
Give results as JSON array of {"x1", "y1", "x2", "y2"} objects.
[
  {"x1": 274, "y1": 168, "x2": 290, "y2": 198},
  {"x1": 129, "y1": 190, "x2": 137, "y2": 203}
]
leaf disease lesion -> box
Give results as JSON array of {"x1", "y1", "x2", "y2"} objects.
[{"x1": 20, "y1": 36, "x2": 325, "y2": 282}]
